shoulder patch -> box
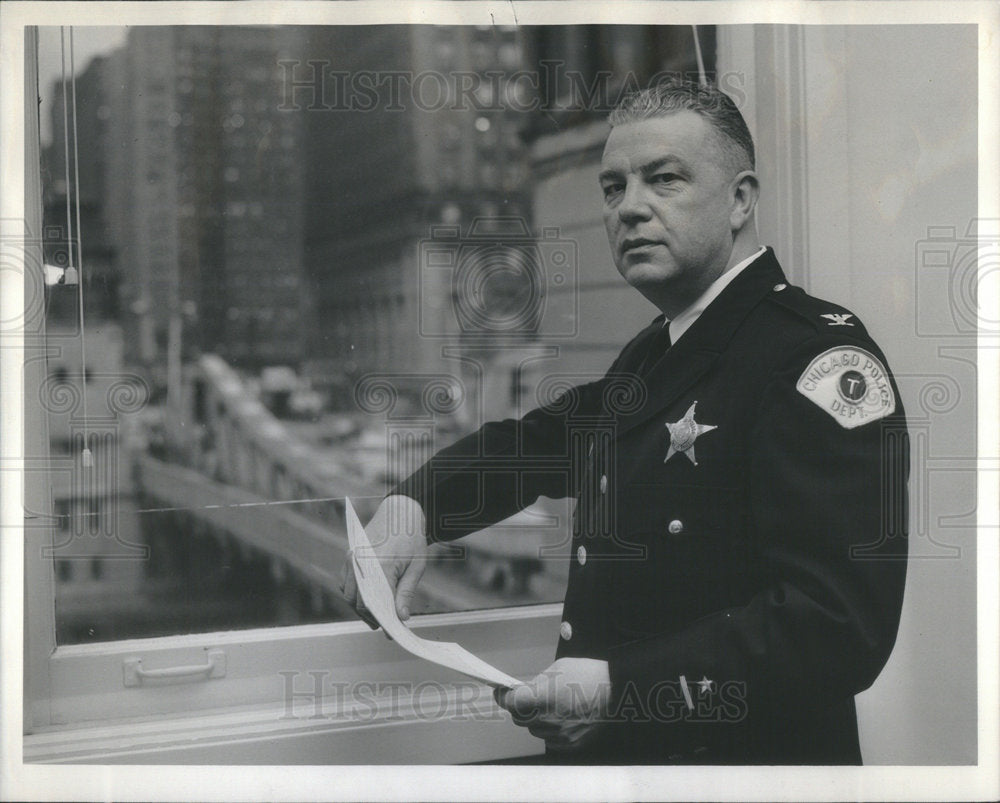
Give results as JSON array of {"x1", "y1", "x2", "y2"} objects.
[{"x1": 796, "y1": 346, "x2": 896, "y2": 429}]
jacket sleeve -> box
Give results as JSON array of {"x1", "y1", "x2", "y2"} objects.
[
  {"x1": 605, "y1": 334, "x2": 909, "y2": 745},
  {"x1": 390, "y1": 362, "x2": 635, "y2": 543}
]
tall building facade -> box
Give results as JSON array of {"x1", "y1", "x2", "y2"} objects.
[
  {"x1": 299, "y1": 25, "x2": 713, "y2": 418},
  {"x1": 42, "y1": 53, "x2": 118, "y2": 324},
  {"x1": 298, "y1": 25, "x2": 535, "y2": 419},
  {"x1": 49, "y1": 24, "x2": 713, "y2": 417},
  {"x1": 104, "y1": 27, "x2": 309, "y2": 380}
]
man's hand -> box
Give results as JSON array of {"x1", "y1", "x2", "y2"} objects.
[
  {"x1": 495, "y1": 658, "x2": 612, "y2": 753},
  {"x1": 340, "y1": 495, "x2": 427, "y2": 628}
]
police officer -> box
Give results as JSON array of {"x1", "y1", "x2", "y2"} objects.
[{"x1": 342, "y1": 80, "x2": 908, "y2": 764}]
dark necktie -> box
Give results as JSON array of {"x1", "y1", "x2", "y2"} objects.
[{"x1": 638, "y1": 322, "x2": 672, "y2": 376}]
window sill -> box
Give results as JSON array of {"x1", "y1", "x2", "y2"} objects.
[
  {"x1": 25, "y1": 690, "x2": 544, "y2": 765},
  {"x1": 26, "y1": 604, "x2": 561, "y2": 764}
]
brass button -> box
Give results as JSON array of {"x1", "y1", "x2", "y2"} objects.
[
  {"x1": 559, "y1": 621, "x2": 573, "y2": 641},
  {"x1": 668, "y1": 519, "x2": 684, "y2": 534},
  {"x1": 599, "y1": 474, "x2": 608, "y2": 494},
  {"x1": 577, "y1": 545, "x2": 587, "y2": 566},
  {"x1": 773, "y1": 283, "x2": 787, "y2": 292}
]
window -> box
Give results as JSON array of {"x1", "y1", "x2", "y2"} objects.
[
  {"x1": 22, "y1": 24, "x2": 563, "y2": 763},
  {"x1": 6, "y1": 11, "x2": 987, "y2": 790}
]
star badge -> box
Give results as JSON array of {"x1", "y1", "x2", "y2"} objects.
[
  {"x1": 697, "y1": 676, "x2": 714, "y2": 694},
  {"x1": 664, "y1": 401, "x2": 717, "y2": 465}
]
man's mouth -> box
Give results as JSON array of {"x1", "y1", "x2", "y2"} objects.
[{"x1": 622, "y1": 237, "x2": 664, "y2": 254}]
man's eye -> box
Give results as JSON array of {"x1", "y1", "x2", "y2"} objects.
[
  {"x1": 602, "y1": 183, "x2": 623, "y2": 199},
  {"x1": 652, "y1": 173, "x2": 679, "y2": 185}
]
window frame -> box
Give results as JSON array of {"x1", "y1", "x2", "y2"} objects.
[
  {"x1": 25, "y1": 595, "x2": 560, "y2": 763},
  {"x1": 16, "y1": 25, "x2": 557, "y2": 763},
  {"x1": 23, "y1": 327, "x2": 560, "y2": 761},
  {"x1": 22, "y1": 284, "x2": 559, "y2": 758}
]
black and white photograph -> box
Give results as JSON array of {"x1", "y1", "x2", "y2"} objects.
[{"x1": 1, "y1": 1, "x2": 997, "y2": 800}]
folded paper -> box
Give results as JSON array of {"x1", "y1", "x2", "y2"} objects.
[{"x1": 345, "y1": 498, "x2": 522, "y2": 689}]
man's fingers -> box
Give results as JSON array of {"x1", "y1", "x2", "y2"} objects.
[
  {"x1": 495, "y1": 681, "x2": 539, "y2": 722},
  {"x1": 340, "y1": 554, "x2": 379, "y2": 630},
  {"x1": 494, "y1": 683, "x2": 519, "y2": 710},
  {"x1": 527, "y1": 719, "x2": 561, "y2": 741},
  {"x1": 357, "y1": 607, "x2": 379, "y2": 630},
  {"x1": 394, "y1": 556, "x2": 426, "y2": 621},
  {"x1": 495, "y1": 679, "x2": 592, "y2": 747}
]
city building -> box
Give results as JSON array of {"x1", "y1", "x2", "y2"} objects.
[
  {"x1": 522, "y1": 25, "x2": 716, "y2": 376},
  {"x1": 42, "y1": 53, "x2": 119, "y2": 324},
  {"x1": 298, "y1": 25, "x2": 535, "y2": 422},
  {"x1": 103, "y1": 27, "x2": 309, "y2": 381}
]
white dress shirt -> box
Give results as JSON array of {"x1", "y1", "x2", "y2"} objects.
[{"x1": 667, "y1": 246, "x2": 768, "y2": 345}]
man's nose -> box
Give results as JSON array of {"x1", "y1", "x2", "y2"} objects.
[{"x1": 616, "y1": 180, "x2": 652, "y2": 223}]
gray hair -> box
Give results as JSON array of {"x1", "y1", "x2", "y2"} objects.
[{"x1": 609, "y1": 79, "x2": 755, "y2": 171}]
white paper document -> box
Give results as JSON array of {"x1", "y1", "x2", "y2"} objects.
[{"x1": 345, "y1": 498, "x2": 522, "y2": 689}]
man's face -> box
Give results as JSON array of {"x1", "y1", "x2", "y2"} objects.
[{"x1": 600, "y1": 111, "x2": 742, "y2": 312}]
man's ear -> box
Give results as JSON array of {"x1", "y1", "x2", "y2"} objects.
[{"x1": 730, "y1": 170, "x2": 760, "y2": 231}]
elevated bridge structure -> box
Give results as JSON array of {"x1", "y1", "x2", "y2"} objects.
[{"x1": 135, "y1": 355, "x2": 568, "y2": 623}]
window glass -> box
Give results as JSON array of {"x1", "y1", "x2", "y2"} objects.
[{"x1": 36, "y1": 24, "x2": 711, "y2": 644}]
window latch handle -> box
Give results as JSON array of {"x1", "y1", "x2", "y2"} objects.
[{"x1": 123, "y1": 649, "x2": 226, "y2": 687}]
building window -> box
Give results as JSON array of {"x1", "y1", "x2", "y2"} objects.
[
  {"x1": 523, "y1": 25, "x2": 715, "y2": 135},
  {"x1": 24, "y1": 23, "x2": 571, "y2": 764}
]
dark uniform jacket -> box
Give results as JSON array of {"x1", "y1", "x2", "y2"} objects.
[{"x1": 394, "y1": 249, "x2": 909, "y2": 764}]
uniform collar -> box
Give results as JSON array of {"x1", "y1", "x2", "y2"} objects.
[
  {"x1": 668, "y1": 246, "x2": 767, "y2": 345},
  {"x1": 616, "y1": 247, "x2": 787, "y2": 436}
]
